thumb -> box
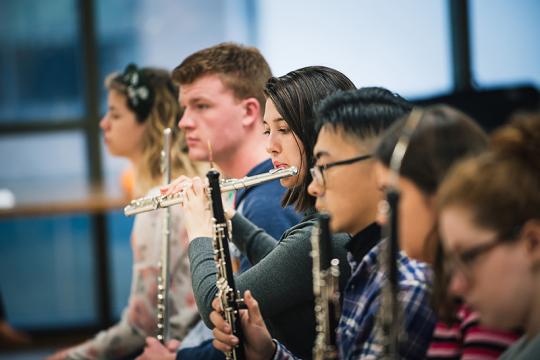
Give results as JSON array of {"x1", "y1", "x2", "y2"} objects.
[
  {"x1": 244, "y1": 290, "x2": 263, "y2": 325},
  {"x1": 212, "y1": 296, "x2": 222, "y2": 312},
  {"x1": 166, "y1": 339, "x2": 181, "y2": 352},
  {"x1": 145, "y1": 336, "x2": 159, "y2": 346}
]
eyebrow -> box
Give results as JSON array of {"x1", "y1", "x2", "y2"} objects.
[
  {"x1": 189, "y1": 96, "x2": 209, "y2": 104},
  {"x1": 262, "y1": 117, "x2": 287, "y2": 125},
  {"x1": 180, "y1": 96, "x2": 210, "y2": 107},
  {"x1": 314, "y1": 150, "x2": 330, "y2": 160}
]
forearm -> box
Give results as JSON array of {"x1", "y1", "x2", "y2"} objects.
[
  {"x1": 231, "y1": 213, "x2": 279, "y2": 264},
  {"x1": 188, "y1": 225, "x2": 314, "y2": 326},
  {"x1": 188, "y1": 236, "x2": 220, "y2": 327},
  {"x1": 66, "y1": 318, "x2": 146, "y2": 359}
]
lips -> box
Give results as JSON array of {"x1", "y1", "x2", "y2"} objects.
[
  {"x1": 186, "y1": 137, "x2": 200, "y2": 146},
  {"x1": 273, "y1": 161, "x2": 288, "y2": 169}
]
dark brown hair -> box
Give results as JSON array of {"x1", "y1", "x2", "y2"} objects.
[
  {"x1": 172, "y1": 42, "x2": 272, "y2": 109},
  {"x1": 375, "y1": 105, "x2": 488, "y2": 195},
  {"x1": 438, "y1": 111, "x2": 540, "y2": 241},
  {"x1": 375, "y1": 104, "x2": 488, "y2": 322},
  {"x1": 264, "y1": 66, "x2": 356, "y2": 212}
]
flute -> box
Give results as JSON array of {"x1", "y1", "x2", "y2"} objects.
[
  {"x1": 156, "y1": 128, "x2": 172, "y2": 344},
  {"x1": 123, "y1": 166, "x2": 298, "y2": 216},
  {"x1": 208, "y1": 169, "x2": 245, "y2": 360},
  {"x1": 311, "y1": 214, "x2": 340, "y2": 360}
]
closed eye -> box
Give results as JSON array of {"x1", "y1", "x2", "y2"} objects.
[{"x1": 195, "y1": 103, "x2": 209, "y2": 110}]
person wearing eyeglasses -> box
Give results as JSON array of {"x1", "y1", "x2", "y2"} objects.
[
  {"x1": 437, "y1": 112, "x2": 540, "y2": 360},
  {"x1": 210, "y1": 87, "x2": 430, "y2": 359}
]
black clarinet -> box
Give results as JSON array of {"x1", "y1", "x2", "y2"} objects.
[
  {"x1": 312, "y1": 213, "x2": 340, "y2": 360},
  {"x1": 207, "y1": 169, "x2": 246, "y2": 360},
  {"x1": 377, "y1": 109, "x2": 423, "y2": 358},
  {"x1": 382, "y1": 188, "x2": 401, "y2": 358}
]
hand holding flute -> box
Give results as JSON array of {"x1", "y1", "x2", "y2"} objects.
[
  {"x1": 125, "y1": 167, "x2": 298, "y2": 216},
  {"x1": 175, "y1": 177, "x2": 214, "y2": 241}
]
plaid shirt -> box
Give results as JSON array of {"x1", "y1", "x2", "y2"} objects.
[{"x1": 273, "y1": 238, "x2": 435, "y2": 360}]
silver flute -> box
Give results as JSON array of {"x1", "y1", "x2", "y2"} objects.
[
  {"x1": 124, "y1": 166, "x2": 298, "y2": 216},
  {"x1": 156, "y1": 128, "x2": 172, "y2": 344},
  {"x1": 311, "y1": 214, "x2": 340, "y2": 360}
]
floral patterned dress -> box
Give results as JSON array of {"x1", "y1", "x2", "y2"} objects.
[{"x1": 67, "y1": 187, "x2": 199, "y2": 359}]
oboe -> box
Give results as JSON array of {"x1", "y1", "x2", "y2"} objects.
[
  {"x1": 311, "y1": 214, "x2": 340, "y2": 360},
  {"x1": 376, "y1": 109, "x2": 423, "y2": 358},
  {"x1": 156, "y1": 128, "x2": 172, "y2": 344},
  {"x1": 208, "y1": 169, "x2": 245, "y2": 360},
  {"x1": 377, "y1": 191, "x2": 402, "y2": 358},
  {"x1": 124, "y1": 167, "x2": 298, "y2": 216}
]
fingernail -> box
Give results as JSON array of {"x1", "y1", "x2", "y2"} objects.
[{"x1": 231, "y1": 337, "x2": 238, "y2": 345}]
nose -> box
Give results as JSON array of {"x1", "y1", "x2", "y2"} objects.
[
  {"x1": 448, "y1": 269, "x2": 469, "y2": 297},
  {"x1": 308, "y1": 176, "x2": 324, "y2": 197},
  {"x1": 178, "y1": 109, "x2": 194, "y2": 130},
  {"x1": 99, "y1": 114, "x2": 109, "y2": 130},
  {"x1": 265, "y1": 131, "x2": 281, "y2": 156}
]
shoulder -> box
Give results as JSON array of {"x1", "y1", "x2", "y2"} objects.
[
  {"x1": 398, "y1": 252, "x2": 432, "y2": 290},
  {"x1": 279, "y1": 214, "x2": 320, "y2": 238},
  {"x1": 239, "y1": 179, "x2": 286, "y2": 208}
]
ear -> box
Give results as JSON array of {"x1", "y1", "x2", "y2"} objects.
[
  {"x1": 524, "y1": 220, "x2": 540, "y2": 263},
  {"x1": 240, "y1": 98, "x2": 261, "y2": 127}
]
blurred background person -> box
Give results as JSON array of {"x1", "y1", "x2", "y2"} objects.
[
  {"x1": 438, "y1": 112, "x2": 540, "y2": 359},
  {"x1": 47, "y1": 64, "x2": 201, "y2": 360}
]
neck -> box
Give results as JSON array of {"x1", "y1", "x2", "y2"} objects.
[
  {"x1": 129, "y1": 152, "x2": 158, "y2": 196},
  {"x1": 216, "y1": 130, "x2": 268, "y2": 178},
  {"x1": 525, "y1": 274, "x2": 540, "y2": 339},
  {"x1": 350, "y1": 208, "x2": 378, "y2": 236}
]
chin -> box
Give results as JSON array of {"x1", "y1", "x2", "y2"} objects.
[
  {"x1": 478, "y1": 312, "x2": 514, "y2": 331},
  {"x1": 187, "y1": 148, "x2": 209, "y2": 162},
  {"x1": 279, "y1": 176, "x2": 297, "y2": 189},
  {"x1": 106, "y1": 147, "x2": 121, "y2": 157},
  {"x1": 329, "y1": 218, "x2": 342, "y2": 234}
]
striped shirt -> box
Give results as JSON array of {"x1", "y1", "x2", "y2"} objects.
[{"x1": 427, "y1": 305, "x2": 519, "y2": 359}]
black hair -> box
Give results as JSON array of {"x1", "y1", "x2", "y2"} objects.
[
  {"x1": 264, "y1": 66, "x2": 356, "y2": 212},
  {"x1": 375, "y1": 104, "x2": 488, "y2": 195},
  {"x1": 314, "y1": 87, "x2": 413, "y2": 142}
]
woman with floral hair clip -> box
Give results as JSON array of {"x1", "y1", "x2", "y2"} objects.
[{"x1": 46, "y1": 64, "x2": 202, "y2": 360}]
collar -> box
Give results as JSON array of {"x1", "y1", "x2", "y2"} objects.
[{"x1": 346, "y1": 222, "x2": 381, "y2": 264}]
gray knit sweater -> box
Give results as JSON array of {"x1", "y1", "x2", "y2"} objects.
[{"x1": 188, "y1": 210, "x2": 351, "y2": 359}]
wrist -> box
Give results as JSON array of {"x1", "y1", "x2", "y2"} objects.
[
  {"x1": 188, "y1": 233, "x2": 212, "y2": 243},
  {"x1": 268, "y1": 339, "x2": 278, "y2": 360}
]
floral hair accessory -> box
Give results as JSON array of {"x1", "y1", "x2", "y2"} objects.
[{"x1": 120, "y1": 63, "x2": 154, "y2": 122}]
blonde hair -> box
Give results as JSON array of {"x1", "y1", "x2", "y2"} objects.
[{"x1": 106, "y1": 67, "x2": 201, "y2": 195}]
